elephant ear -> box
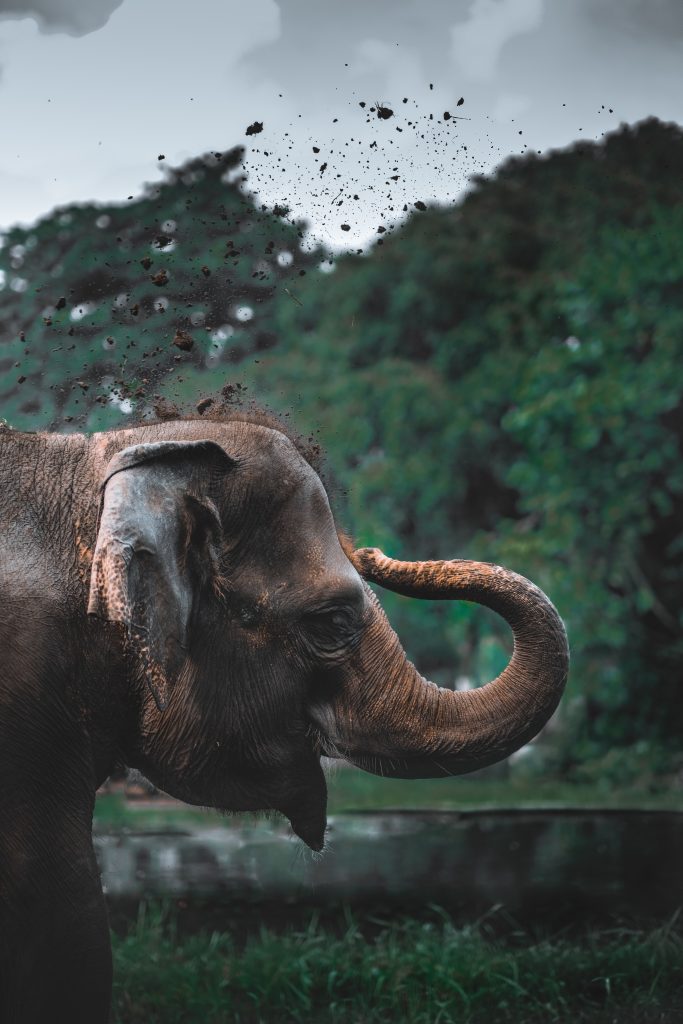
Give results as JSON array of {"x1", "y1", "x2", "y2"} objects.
[{"x1": 88, "y1": 440, "x2": 235, "y2": 710}]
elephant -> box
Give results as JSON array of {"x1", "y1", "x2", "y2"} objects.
[{"x1": 0, "y1": 408, "x2": 568, "y2": 1022}]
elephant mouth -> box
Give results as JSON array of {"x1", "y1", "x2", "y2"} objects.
[
  {"x1": 127, "y1": 728, "x2": 329, "y2": 851},
  {"x1": 217, "y1": 751, "x2": 331, "y2": 852},
  {"x1": 262, "y1": 742, "x2": 329, "y2": 851}
]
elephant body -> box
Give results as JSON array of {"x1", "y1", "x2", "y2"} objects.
[{"x1": 0, "y1": 412, "x2": 568, "y2": 1022}]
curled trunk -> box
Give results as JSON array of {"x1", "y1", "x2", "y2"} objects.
[{"x1": 313, "y1": 548, "x2": 569, "y2": 778}]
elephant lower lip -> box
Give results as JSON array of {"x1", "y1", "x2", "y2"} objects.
[
  {"x1": 289, "y1": 814, "x2": 327, "y2": 851},
  {"x1": 277, "y1": 756, "x2": 329, "y2": 851}
]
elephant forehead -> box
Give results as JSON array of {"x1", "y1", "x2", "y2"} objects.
[
  {"x1": 246, "y1": 545, "x2": 361, "y2": 613},
  {"x1": 259, "y1": 476, "x2": 344, "y2": 561},
  {"x1": 233, "y1": 484, "x2": 360, "y2": 610}
]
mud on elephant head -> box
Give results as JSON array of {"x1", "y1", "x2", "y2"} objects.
[{"x1": 82, "y1": 410, "x2": 569, "y2": 850}]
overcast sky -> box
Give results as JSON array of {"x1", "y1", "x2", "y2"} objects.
[{"x1": 0, "y1": 0, "x2": 681, "y2": 249}]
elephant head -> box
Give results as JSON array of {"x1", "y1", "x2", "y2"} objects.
[{"x1": 88, "y1": 419, "x2": 568, "y2": 850}]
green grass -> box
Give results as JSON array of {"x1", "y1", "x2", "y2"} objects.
[
  {"x1": 94, "y1": 767, "x2": 683, "y2": 832},
  {"x1": 320, "y1": 767, "x2": 683, "y2": 813},
  {"x1": 111, "y1": 905, "x2": 683, "y2": 1023}
]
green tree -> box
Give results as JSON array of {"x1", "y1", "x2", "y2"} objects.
[{"x1": 0, "y1": 147, "x2": 320, "y2": 429}]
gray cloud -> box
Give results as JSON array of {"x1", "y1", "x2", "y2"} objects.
[
  {"x1": 0, "y1": 0, "x2": 123, "y2": 36},
  {"x1": 581, "y1": 0, "x2": 683, "y2": 42},
  {"x1": 450, "y1": 0, "x2": 543, "y2": 83},
  {"x1": 244, "y1": 0, "x2": 472, "y2": 95}
]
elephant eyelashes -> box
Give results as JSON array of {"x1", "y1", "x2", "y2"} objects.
[
  {"x1": 306, "y1": 609, "x2": 348, "y2": 629},
  {"x1": 302, "y1": 607, "x2": 361, "y2": 657}
]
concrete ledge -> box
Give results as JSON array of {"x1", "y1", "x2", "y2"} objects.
[{"x1": 95, "y1": 809, "x2": 683, "y2": 921}]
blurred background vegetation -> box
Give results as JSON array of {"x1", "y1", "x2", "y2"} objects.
[{"x1": 2, "y1": 117, "x2": 682, "y2": 789}]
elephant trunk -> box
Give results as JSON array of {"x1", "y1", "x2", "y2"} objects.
[{"x1": 315, "y1": 548, "x2": 569, "y2": 778}]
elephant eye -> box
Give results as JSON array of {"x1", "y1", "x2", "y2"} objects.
[
  {"x1": 306, "y1": 608, "x2": 348, "y2": 630},
  {"x1": 323, "y1": 610, "x2": 349, "y2": 630},
  {"x1": 303, "y1": 606, "x2": 358, "y2": 650}
]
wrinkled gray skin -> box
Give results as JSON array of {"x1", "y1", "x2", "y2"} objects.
[{"x1": 0, "y1": 415, "x2": 568, "y2": 1022}]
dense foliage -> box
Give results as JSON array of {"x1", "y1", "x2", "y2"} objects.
[{"x1": 1, "y1": 118, "x2": 681, "y2": 768}]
